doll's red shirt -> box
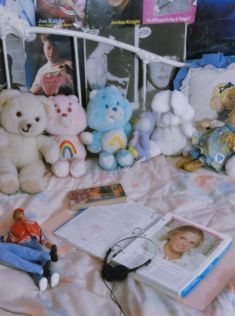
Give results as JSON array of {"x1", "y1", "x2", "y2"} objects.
[{"x1": 5, "y1": 220, "x2": 49, "y2": 246}]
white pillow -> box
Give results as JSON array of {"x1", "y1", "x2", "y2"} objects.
[{"x1": 180, "y1": 63, "x2": 235, "y2": 121}]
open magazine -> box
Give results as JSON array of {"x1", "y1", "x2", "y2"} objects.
[{"x1": 53, "y1": 202, "x2": 232, "y2": 299}]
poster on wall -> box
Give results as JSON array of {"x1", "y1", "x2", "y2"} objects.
[
  {"x1": 143, "y1": 0, "x2": 197, "y2": 25},
  {"x1": 24, "y1": 34, "x2": 78, "y2": 97},
  {"x1": 85, "y1": 0, "x2": 143, "y2": 29},
  {"x1": 187, "y1": 0, "x2": 235, "y2": 59},
  {"x1": 138, "y1": 23, "x2": 186, "y2": 105},
  {"x1": 85, "y1": 26, "x2": 136, "y2": 103},
  {"x1": 0, "y1": 0, "x2": 36, "y2": 26},
  {"x1": 36, "y1": 0, "x2": 86, "y2": 29}
]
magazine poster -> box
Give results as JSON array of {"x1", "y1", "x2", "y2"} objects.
[
  {"x1": 143, "y1": 0, "x2": 197, "y2": 25},
  {"x1": 137, "y1": 24, "x2": 186, "y2": 105},
  {"x1": 85, "y1": 0, "x2": 143, "y2": 29},
  {"x1": 0, "y1": 0, "x2": 36, "y2": 26},
  {"x1": 36, "y1": 0, "x2": 86, "y2": 29},
  {"x1": 187, "y1": 0, "x2": 235, "y2": 59},
  {"x1": 85, "y1": 26, "x2": 136, "y2": 103},
  {"x1": 25, "y1": 33, "x2": 81, "y2": 97}
]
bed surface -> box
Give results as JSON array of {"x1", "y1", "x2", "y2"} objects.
[{"x1": 0, "y1": 155, "x2": 235, "y2": 316}]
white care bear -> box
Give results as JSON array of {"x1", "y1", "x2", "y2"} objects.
[
  {"x1": 46, "y1": 93, "x2": 87, "y2": 178},
  {"x1": 151, "y1": 90, "x2": 195, "y2": 156},
  {"x1": 0, "y1": 89, "x2": 59, "y2": 195}
]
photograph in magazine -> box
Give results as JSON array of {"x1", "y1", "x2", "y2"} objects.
[
  {"x1": 36, "y1": 0, "x2": 86, "y2": 29},
  {"x1": 85, "y1": 26, "x2": 136, "y2": 102},
  {"x1": 113, "y1": 215, "x2": 229, "y2": 297},
  {"x1": 150, "y1": 219, "x2": 222, "y2": 272},
  {"x1": 143, "y1": 0, "x2": 197, "y2": 25},
  {"x1": 25, "y1": 33, "x2": 79, "y2": 97},
  {"x1": 85, "y1": 0, "x2": 143, "y2": 29}
]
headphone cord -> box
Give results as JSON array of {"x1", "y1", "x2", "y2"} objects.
[{"x1": 103, "y1": 279, "x2": 128, "y2": 316}]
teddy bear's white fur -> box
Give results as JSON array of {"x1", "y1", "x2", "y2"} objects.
[
  {"x1": 150, "y1": 90, "x2": 195, "y2": 156},
  {"x1": 0, "y1": 89, "x2": 59, "y2": 194}
]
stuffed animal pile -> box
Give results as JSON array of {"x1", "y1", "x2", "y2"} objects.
[
  {"x1": 0, "y1": 89, "x2": 59, "y2": 194},
  {"x1": 46, "y1": 93, "x2": 87, "y2": 178},
  {"x1": 81, "y1": 86, "x2": 134, "y2": 170}
]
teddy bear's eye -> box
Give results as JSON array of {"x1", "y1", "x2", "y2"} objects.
[
  {"x1": 68, "y1": 107, "x2": 72, "y2": 112},
  {"x1": 35, "y1": 117, "x2": 40, "y2": 122},
  {"x1": 105, "y1": 104, "x2": 109, "y2": 109},
  {"x1": 116, "y1": 102, "x2": 120, "y2": 106},
  {"x1": 16, "y1": 111, "x2": 22, "y2": 117},
  {"x1": 57, "y1": 108, "x2": 61, "y2": 113}
]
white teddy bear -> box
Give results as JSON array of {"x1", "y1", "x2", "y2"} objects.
[
  {"x1": 0, "y1": 89, "x2": 59, "y2": 195},
  {"x1": 150, "y1": 90, "x2": 195, "y2": 156}
]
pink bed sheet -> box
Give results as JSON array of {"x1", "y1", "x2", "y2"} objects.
[{"x1": 0, "y1": 156, "x2": 235, "y2": 316}]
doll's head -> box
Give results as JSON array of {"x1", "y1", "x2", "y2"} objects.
[
  {"x1": 13, "y1": 208, "x2": 25, "y2": 221},
  {"x1": 46, "y1": 93, "x2": 87, "y2": 136}
]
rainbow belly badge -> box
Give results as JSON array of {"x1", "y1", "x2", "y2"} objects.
[
  {"x1": 60, "y1": 140, "x2": 77, "y2": 159},
  {"x1": 108, "y1": 134, "x2": 125, "y2": 149}
]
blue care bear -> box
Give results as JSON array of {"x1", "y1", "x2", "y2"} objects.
[{"x1": 81, "y1": 86, "x2": 134, "y2": 170}]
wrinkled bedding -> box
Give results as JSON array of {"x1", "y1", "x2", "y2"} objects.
[{"x1": 0, "y1": 155, "x2": 235, "y2": 316}]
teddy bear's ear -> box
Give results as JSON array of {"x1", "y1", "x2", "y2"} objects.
[
  {"x1": 0, "y1": 89, "x2": 21, "y2": 109},
  {"x1": 37, "y1": 95, "x2": 54, "y2": 116}
]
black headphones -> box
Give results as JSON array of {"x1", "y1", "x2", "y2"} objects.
[{"x1": 101, "y1": 236, "x2": 155, "y2": 282}]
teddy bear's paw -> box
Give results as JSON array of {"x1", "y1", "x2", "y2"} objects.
[
  {"x1": 116, "y1": 150, "x2": 134, "y2": 168},
  {"x1": 80, "y1": 132, "x2": 93, "y2": 145},
  {"x1": 52, "y1": 160, "x2": 69, "y2": 178},
  {"x1": 99, "y1": 152, "x2": 117, "y2": 170},
  {"x1": 148, "y1": 141, "x2": 161, "y2": 158},
  {"x1": 70, "y1": 159, "x2": 86, "y2": 177},
  {"x1": 225, "y1": 156, "x2": 235, "y2": 177},
  {"x1": 20, "y1": 177, "x2": 47, "y2": 194},
  {"x1": 44, "y1": 145, "x2": 60, "y2": 164},
  {"x1": 0, "y1": 173, "x2": 19, "y2": 194}
]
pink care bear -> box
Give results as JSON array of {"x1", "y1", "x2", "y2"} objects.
[{"x1": 46, "y1": 93, "x2": 87, "y2": 178}]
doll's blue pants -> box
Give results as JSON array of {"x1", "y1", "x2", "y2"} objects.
[{"x1": 0, "y1": 243, "x2": 49, "y2": 277}]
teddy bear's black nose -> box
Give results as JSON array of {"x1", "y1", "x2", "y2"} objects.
[
  {"x1": 112, "y1": 107, "x2": 118, "y2": 112},
  {"x1": 27, "y1": 123, "x2": 32, "y2": 129}
]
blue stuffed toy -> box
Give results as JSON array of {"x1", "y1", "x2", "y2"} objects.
[
  {"x1": 129, "y1": 111, "x2": 159, "y2": 161},
  {"x1": 82, "y1": 86, "x2": 134, "y2": 170}
]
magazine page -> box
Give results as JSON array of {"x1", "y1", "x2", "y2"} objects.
[
  {"x1": 143, "y1": 0, "x2": 197, "y2": 25},
  {"x1": 86, "y1": 0, "x2": 143, "y2": 29},
  {"x1": 36, "y1": 0, "x2": 86, "y2": 29},
  {"x1": 114, "y1": 213, "x2": 232, "y2": 297},
  {"x1": 54, "y1": 202, "x2": 163, "y2": 259},
  {"x1": 24, "y1": 33, "x2": 79, "y2": 97}
]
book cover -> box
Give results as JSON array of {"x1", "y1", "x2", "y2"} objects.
[
  {"x1": 68, "y1": 183, "x2": 127, "y2": 210},
  {"x1": 85, "y1": 0, "x2": 143, "y2": 29},
  {"x1": 143, "y1": 0, "x2": 197, "y2": 25},
  {"x1": 53, "y1": 202, "x2": 232, "y2": 302},
  {"x1": 35, "y1": 0, "x2": 86, "y2": 29}
]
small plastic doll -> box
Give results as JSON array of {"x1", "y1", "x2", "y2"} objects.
[
  {"x1": 3, "y1": 208, "x2": 59, "y2": 290},
  {"x1": 176, "y1": 111, "x2": 235, "y2": 173},
  {"x1": 0, "y1": 241, "x2": 58, "y2": 291}
]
